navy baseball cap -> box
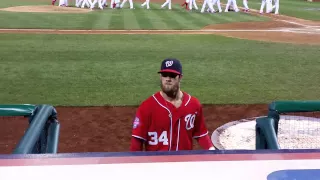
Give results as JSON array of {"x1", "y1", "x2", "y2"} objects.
[{"x1": 158, "y1": 58, "x2": 183, "y2": 75}]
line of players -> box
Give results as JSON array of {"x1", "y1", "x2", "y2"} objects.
[{"x1": 53, "y1": 0, "x2": 278, "y2": 14}]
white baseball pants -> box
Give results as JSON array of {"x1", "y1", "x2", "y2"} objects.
[
  {"x1": 102, "y1": 0, "x2": 107, "y2": 6},
  {"x1": 243, "y1": 0, "x2": 249, "y2": 10},
  {"x1": 260, "y1": 0, "x2": 273, "y2": 13},
  {"x1": 212, "y1": 0, "x2": 222, "y2": 12},
  {"x1": 188, "y1": 0, "x2": 198, "y2": 10},
  {"x1": 76, "y1": 0, "x2": 83, "y2": 7},
  {"x1": 80, "y1": 0, "x2": 92, "y2": 8},
  {"x1": 273, "y1": 0, "x2": 279, "y2": 14},
  {"x1": 201, "y1": 0, "x2": 214, "y2": 13},
  {"x1": 141, "y1": 0, "x2": 150, "y2": 9},
  {"x1": 91, "y1": 0, "x2": 104, "y2": 9},
  {"x1": 59, "y1": 0, "x2": 68, "y2": 6},
  {"x1": 161, "y1": 0, "x2": 172, "y2": 10},
  {"x1": 120, "y1": 0, "x2": 133, "y2": 9},
  {"x1": 225, "y1": 0, "x2": 239, "y2": 12}
]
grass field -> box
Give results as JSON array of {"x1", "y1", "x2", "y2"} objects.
[
  {"x1": 0, "y1": 0, "x2": 319, "y2": 30},
  {"x1": 0, "y1": 34, "x2": 319, "y2": 106},
  {"x1": 0, "y1": 1, "x2": 269, "y2": 30}
]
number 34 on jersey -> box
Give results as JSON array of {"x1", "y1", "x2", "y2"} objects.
[{"x1": 148, "y1": 131, "x2": 168, "y2": 145}]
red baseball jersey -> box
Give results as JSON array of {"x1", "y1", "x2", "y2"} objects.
[{"x1": 131, "y1": 91, "x2": 209, "y2": 151}]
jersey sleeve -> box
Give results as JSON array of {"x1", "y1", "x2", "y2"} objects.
[
  {"x1": 131, "y1": 101, "x2": 149, "y2": 141},
  {"x1": 193, "y1": 103, "x2": 209, "y2": 138}
]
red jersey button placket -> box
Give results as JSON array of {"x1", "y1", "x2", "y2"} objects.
[{"x1": 168, "y1": 112, "x2": 173, "y2": 151}]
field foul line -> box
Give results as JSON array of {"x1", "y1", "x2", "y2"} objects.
[
  {"x1": 0, "y1": 28, "x2": 318, "y2": 34},
  {"x1": 0, "y1": 29, "x2": 294, "y2": 33},
  {"x1": 279, "y1": 20, "x2": 312, "y2": 27},
  {"x1": 286, "y1": 30, "x2": 320, "y2": 34}
]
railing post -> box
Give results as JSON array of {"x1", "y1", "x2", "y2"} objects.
[
  {"x1": 255, "y1": 117, "x2": 280, "y2": 150},
  {"x1": 13, "y1": 105, "x2": 54, "y2": 154}
]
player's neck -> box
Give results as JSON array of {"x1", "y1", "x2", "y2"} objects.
[{"x1": 160, "y1": 90, "x2": 182, "y2": 103}]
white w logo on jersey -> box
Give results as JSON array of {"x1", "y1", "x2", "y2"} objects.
[
  {"x1": 185, "y1": 114, "x2": 195, "y2": 130},
  {"x1": 165, "y1": 60, "x2": 173, "y2": 67}
]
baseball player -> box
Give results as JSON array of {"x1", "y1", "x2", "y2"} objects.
[
  {"x1": 181, "y1": 0, "x2": 197, "y2": 10},
  {"x1": 181, "y1": 0, "x2": 188, "y2": 10},
  {"x1": 90, "y1": 0, "x2": 104, "y2": 9},
  {"x1": 242, "y1": 0, "x2": 249, "y2": 12},
  {"x1": 80, "y1": 0, "x2": 92, "y2": 8},
  {"x1": 273, "y1": 0, "x2": 279, "y2": 14},
  {"x1": 130, "y1": 58, "x2": 215, "y2": 151},
  {"x1": 188, "y1": 0, "x2": 199, "y2": 11},
  {"x1": 213, "y1": 0, "x2": 222, "y2": 12},
  {"x1": 140, "y1": 0, "x2": 150, "y2": 9},
  {"x1": 120, "y1": 0, "x2": 134, "y2": 9},
  {"x1": 102, "y1": 0, "x2": 108, "y2": 7},
  {"x1": 259, "y1": 0, "x2": 272, "y2": 13},
  {"x1": 200, "y1": 0, "x2": 215, "y2": 13},
  {"x1": 75, "y1": 0, "x2": 83, "y2": 7},
  {"x1": 160, "y1": 0, "x2": 172, "y2": 10},
  {"x1": 225, "y1": 0, "x2": 239, "y2": 12},
  {"x1": 111, "y1": 0, "x2": 120, "y2": 8},
  {"x1": 207, "y1": 0, "x2": 222, "y2": 13},
  {"x1": 58, "y1": 0, "x2": 68, "y2": 6}
]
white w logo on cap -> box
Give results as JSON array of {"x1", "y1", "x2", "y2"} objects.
[{"x1": 165, "y1": 60, "x2": 173, "y2": 67}]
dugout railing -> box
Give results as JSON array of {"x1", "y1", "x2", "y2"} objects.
[
  {"x1": 0, "y1": 104, "x2": 60, "y2": 154},
  {"x1": 255, "y1": 100, "x2": 320, "y2": 150}
]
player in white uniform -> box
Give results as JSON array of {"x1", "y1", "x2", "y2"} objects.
[
  {"x1": 58, "y1": 0, "x2": 68, "y2": 6},
  {"x1": 210, "y1": 0, "x2": 222, "y2": 13},
  {"x1": 75, "y1": 0, "x2": 83, "y2": 7},
  {"x1": 225, "y1": 0, "x2": 239, "y2": 12},
  {"x1": 120, "y1": 0, "x2": 134, "y2": 9},
  {"x1": 242, "y1": 0, "x2": 249, "y2": 12},
  {"x1": 79, "y1": 0, "x2": 92, "y2": 8},
  {"x1": 90, "y1": 0, "x2": 104, "y2": 9},
  {"x1": 141, "y1": 0, "x2": 150, "y2": 9},
  {"x1": 201, "y1": 0, "x2": 215, "y2": 13},
  {"x1": 101, "y1": 0, "x2": 107, "y2": 7},
  {"x1": 273, "y1": 0, "x2": 279, "y2": 14},
  {"x1": 260, "y1": 0, "x2": 274, "y2": 13},
  {"x1": 161, "y1": 0, "x2": 172, "y2": 10},
  {"x1": 188, "y1": 0, "x2": 199, "y2": 10}
]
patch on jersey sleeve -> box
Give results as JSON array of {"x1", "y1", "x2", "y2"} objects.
[{"x1": 133, "y1": 117, "x2": 140, "y2": 129}]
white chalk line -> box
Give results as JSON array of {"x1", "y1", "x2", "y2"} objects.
[
  {"x1": 0, "y1": 28, "x2": 319, "y2": 34},
  {"x1": 278, "y1": 20, "x2": 310, "y2": 27},
  {"x1": 0, "y1": 29, "x2": 286, "y2": 32}
]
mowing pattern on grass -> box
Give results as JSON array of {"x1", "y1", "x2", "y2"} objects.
[
  {"x1": 0, "y1": 32, "x2": 319, "y2": 106},
  {"x1": 0, "y1": 3, "x2": 269, "y2": 30}
]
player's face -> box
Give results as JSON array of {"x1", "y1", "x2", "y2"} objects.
[{"x1": 160, "y1": 72, "x2": 181, "y2": 97}]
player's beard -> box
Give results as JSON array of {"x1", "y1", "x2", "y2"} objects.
[{"x1": 160, "y1": 81, "x2": 180, "y2": 99}]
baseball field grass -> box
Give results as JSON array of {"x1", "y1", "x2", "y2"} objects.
[
  {"x1": 0, "y1": 0, "x2": 319, "y2": 31},
  {"x1": 0, "y1": 3, "x2": 268, "y2": 30},
  {"x1": 0, "y1": 33, "x2": 319, "y2": 106}
]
